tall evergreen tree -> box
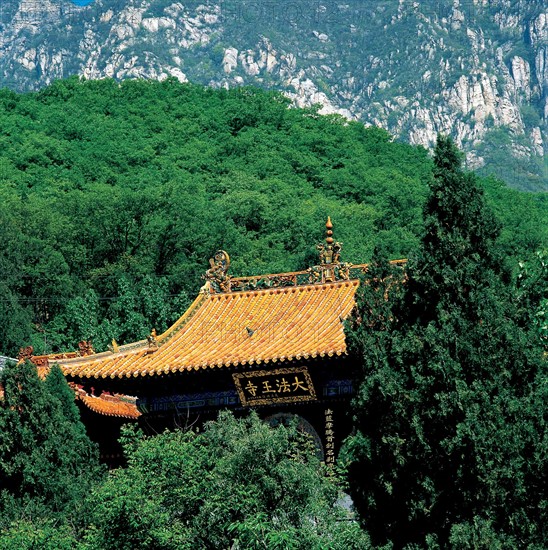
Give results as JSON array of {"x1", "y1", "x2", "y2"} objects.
[
  {"x1": 0, "y1": 360, "x2": 102, "y2": 527},
  {"x1": 44, "y1": 363, "x2": 83, "y2": 425},
  {"x1": 343, "y1": 135, "x2": 546, "y2": 548}
]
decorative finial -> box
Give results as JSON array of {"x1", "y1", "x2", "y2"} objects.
[
  {"x1": 18, "y1": 346, "x2": 34, "y2": 362},
  {"x1": 326, "y1": 216, "x2": 334, "y2": 245},
  {"x1": 77, "y1": 340, "x2": 94, "y2": 357},
  {"x1": 203, "y1": 250, "x2": 231, "y2": 293},
  {"x1": 317, "y1": 217, "x2": 342, "y2": 266},
  {"x1": 147, "y1": 329, "x2": 158, "y2": 350}
]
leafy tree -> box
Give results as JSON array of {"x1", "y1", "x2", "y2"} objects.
[
  {"x1": 0, "y1": 361, "x2": 103, "y2": 528},
  {"x1": 46, "y1": 276, "x2": 189, "y2": 353},
  {"x1": 0, "y1": 519, "x2": 80, "y2": 550},
  {"x1": 343, "y1": 135, "x2": 546, "y2": 548},
  {"x1": 0, "y1": 285, "x2": 32, "y2": 358},
  {"x1": 86, "y1": 411, "x2": 370, "y2": 550},
  {"x1": 0, "y1": 203, "x2": 34, "y2": 356}
]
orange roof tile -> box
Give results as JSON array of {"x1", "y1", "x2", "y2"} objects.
[
  {"x1": 72, "y1": 384, "x2": 141, "y2": 419},
  {"x1": 55, "y1": 279, "x2": 360, "y2": 380}
]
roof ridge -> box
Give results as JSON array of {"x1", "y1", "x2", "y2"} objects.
[
  {"x1": 209, "y1": 278, "x2": 355, "y2": 298},
  {"x1": 205, "y1": 259, "x2": 406, "y2": 295},
  {"x1": 156, "y1": 292, "x2": 207, "y2": 345}
]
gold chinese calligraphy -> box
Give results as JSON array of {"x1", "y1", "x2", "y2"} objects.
[{"x1": 233, "y1": 367, "x2": 317, "y2": 406}]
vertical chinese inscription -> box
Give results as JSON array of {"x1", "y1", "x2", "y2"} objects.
[{"x1": 324, "y1": 408, "x2": 335, "y2": 469}]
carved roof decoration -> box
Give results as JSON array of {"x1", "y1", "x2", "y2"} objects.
[
  {"x1": 70, "y1": 383, "x2": 141, "y2": 419},
  {"x1": 22, "y1": 218, "x2": 406, "y2": 382},
  {"x1": 17, "y1": 345, "x2": 82, "y2": 379},
  {"x1": 202, "y1": 250, "x2": 231, "y2": 293}
]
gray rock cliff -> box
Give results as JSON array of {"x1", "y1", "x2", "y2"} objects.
[{"x1": 0, "y1": 0, "x2": 546, "y2": 190}]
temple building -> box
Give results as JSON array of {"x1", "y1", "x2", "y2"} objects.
[{"x1": 20, "y1": 219, "x2": 405, "y2": 465}]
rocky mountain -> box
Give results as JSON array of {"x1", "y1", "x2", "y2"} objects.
[{"x1": 0, "y1": 0, "x2": 546, "y2": 190}]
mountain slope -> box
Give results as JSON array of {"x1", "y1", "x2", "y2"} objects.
[{"x1": 0, "y1": 0, "x2": 546, "y2": 190}]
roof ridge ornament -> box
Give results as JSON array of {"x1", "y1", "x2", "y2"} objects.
[
  {"x1": 18, "y1": 345, "x2": 34, "y2": 362},
  {"x1": 317, "y1": 216, "x2": 342, "y2": 266},
  {"x1": 201, "y1": 218, "x2": 380, "y2": 294},
  {"x1": 203, "y1": 250, "x2": 231, "y2": 293},
  {"x1": 78, "y1": 340, "x2": 94, "y2": 357},
  {"x1": 317, "y1": 217, "x2": 344, "y2": 282},
  {"x1": 147, "y1": 329, "x2": 158, "y2": 351}
]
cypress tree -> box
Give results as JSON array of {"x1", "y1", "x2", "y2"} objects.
[
  {"x1": 0, "y1": 360, "x2": 102, "y2": 526},
  {"x1": 44, "y1": 363, "x2": 83, "y2": 426},
  {"x1": 344, "y1": 135, "x2": 546, "y2": 547}
]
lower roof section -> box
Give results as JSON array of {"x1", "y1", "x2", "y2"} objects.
[
  {"x1": 71, "y1": 384, "x2": 141, "y2": 419},
  {"x1": 54, "y1": 279, "x2": 360, "y2": 380}
]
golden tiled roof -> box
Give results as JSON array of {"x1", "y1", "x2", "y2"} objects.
[{"x1": 55, "y1": 279, "x2": 360, "y2": 380}]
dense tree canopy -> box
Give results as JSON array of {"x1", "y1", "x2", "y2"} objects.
[
  {"x1": 0, "y1": 407, "x2": 370, "y2": 549},
  {"x1": 343, "y1": 136, "x2": 546, "y2": 548},
  {"x1": 0, "y1": 361, "x2": 102, "y2": 531},
  {"x1": 84, "y1": 412, "x2": 370, "y2": 550},
  {"x1": 0, "y1": 78, "x2": 545, "y2": 357}
]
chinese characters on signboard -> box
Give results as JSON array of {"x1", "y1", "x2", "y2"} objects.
[
  {"x1": 233, "y1": 367, "x2": 316, "y2": 406},
  {"x1": 324, "y1": 408, "x2": 335, "y2": 469}
]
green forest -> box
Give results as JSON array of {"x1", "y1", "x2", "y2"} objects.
[
  {"x1": 0, "y1": 77, "x2": 546, "y2": 357},
  {"x1": 0, "y1": 79, "x2": 546, "y2": 548}
]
